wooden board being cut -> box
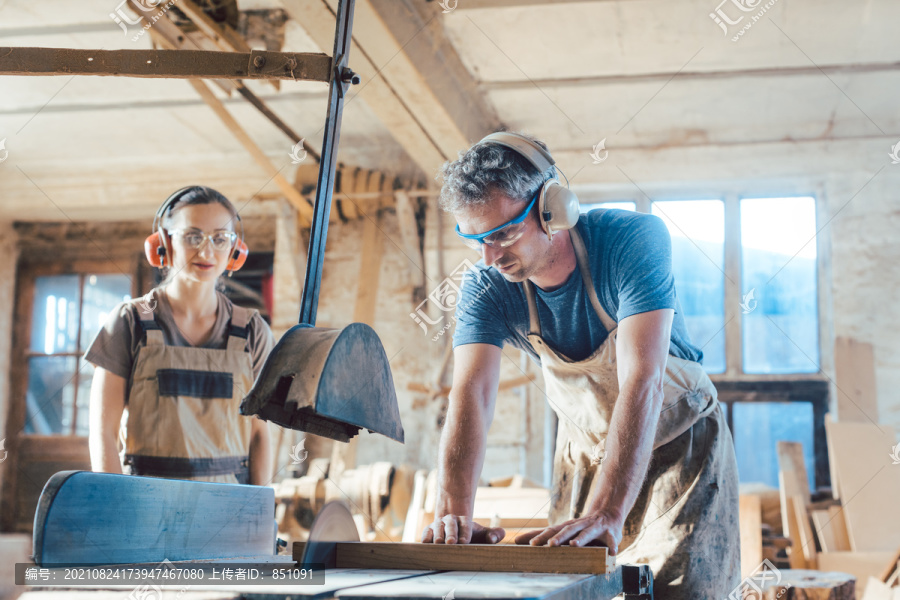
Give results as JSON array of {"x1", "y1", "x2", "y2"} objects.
[
  {"x1": 293, "y1": 542, "x2": 614, "y2": 575},
  {"x1": 824, "y1": 420, "x2": 900, "y2": 552}
]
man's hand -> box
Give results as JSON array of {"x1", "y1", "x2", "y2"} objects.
[
  {"x1": 514, "y1": 511, "x2": 623, "y2": 554},
  {"x1": 421, "y1": 514, "x2": 506, "y2": 545}
]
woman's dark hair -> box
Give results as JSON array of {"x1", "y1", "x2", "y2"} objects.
[{"x1": 157, "y1": 186, "x2": 240, "y2": 288}]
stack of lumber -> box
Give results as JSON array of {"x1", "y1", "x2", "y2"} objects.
[
  {"x1": 859, "y1": 548, "x2": 900, "y2": 599},
  {"x1": 773, "y1": 420, "x2": 900, "y2": 599}
]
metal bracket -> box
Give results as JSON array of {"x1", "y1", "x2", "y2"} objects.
[
  {"x1": 333, "y1": 52, "x2": 360, "y2": 99},
  {"x1": 622, "y1": 564, "x2": 653, "y2": 599}
]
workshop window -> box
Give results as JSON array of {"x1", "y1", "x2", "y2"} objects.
[
  {"x1": 731, "y1": 400, "x2": 816, "y2": 489},
  {"x1": 25, "y1": 274, "x2": 132, "y2": 436},
  {"x1": 651, "y1": 200, "x2": 727, "y2": 373},
  {"x1": 741, "y1": 196, "x2": 819, "y2": 373}
]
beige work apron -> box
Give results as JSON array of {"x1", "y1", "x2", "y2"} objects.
[
  {"x1": 522, "y1": 227, "x2": 740, "y2": 599},
  {"x1": 122, "y1": 294, "x2": 255, "y2": 484}
]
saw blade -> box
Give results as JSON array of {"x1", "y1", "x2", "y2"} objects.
[{"x1": 300, "y1": 500, "x2": 359, "y2": 568}]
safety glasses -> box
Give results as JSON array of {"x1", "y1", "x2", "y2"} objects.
[
  {"x1": 455, "y1": 192, "x2": 537, "y2": 251},
  {"x1": 169, "y1": 228, "x2": 237, "y2": 252}
]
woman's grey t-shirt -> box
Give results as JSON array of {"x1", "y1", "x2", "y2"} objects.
[
  {"x1": 85, "y1": 287, "x2": 275, "y2": 394},
  {"x1": 451, "y1": 209, "x2": 703, "y2": 365}
]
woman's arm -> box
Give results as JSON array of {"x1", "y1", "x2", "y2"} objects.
[
  {"x1": 248, "y1": 417, "x2": 272, "y2": 485},
  {"x1": 88, "y1": 366, "x2": 126, "y2": 473}
]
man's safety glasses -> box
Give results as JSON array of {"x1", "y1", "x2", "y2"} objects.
[
  {"x1": 169, "y1": 228, "x2": 237, "y2": 252},
  {"x1": 455, "y1": 192, "x2": 537, "y2": 251}
]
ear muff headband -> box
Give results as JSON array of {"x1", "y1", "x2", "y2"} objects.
[
  {"x1": 143, "y1": 186, "x2": 248, "y2": 272},
  {"x1": 473, "y1": 132, "x2": 581, "y2": 239}
]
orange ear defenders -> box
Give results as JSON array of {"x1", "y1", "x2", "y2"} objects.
[
  {"x1": 143, "y1": 186, "x2": 249, "y2": 273},
  {"x1": 474, "y1": 132, "x2": 581, "y2": 241}
]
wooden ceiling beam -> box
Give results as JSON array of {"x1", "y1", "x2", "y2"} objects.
[
  {"x1": 0, "y1": 46, "x2": 330, "y2": 81},
  {"x1": 281, "y1": 0, "x2": 488, "y2": 177}
]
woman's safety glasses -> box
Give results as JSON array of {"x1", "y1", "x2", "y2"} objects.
[
  {"x1": 455, "y1": 192, "x2": 537, "y2": 251},
  {"x1": 169, "y1": 228, "x2": 237, "y2": 252}
]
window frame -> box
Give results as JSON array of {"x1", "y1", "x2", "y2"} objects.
[
  {"x1": 10, "y1": 259, "x2": 144, "y2": 437},
  {"x1": 578, "y1": 184, "x2": 833, "y2": 489},
  {"x1": 575, "y1": 185, "x2": 832, "y2": 380}
]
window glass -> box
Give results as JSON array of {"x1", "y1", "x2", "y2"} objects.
[
  {"x1": 741, "y1": 197, "x2": 819, "y2": 373},
  {"x1": 652, "y1": 200, "x2": 726, "y2": 373},
  {"x1": 732, "y1": 401, "x2": 815, "y2": 489}
]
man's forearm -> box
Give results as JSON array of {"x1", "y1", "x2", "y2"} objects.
[
  {"x1": 587, "y1": 380, "x2": 663, "y2": 522},
  {"x1": 436, "y1": 392, "x2": 491, "y2": 516}
]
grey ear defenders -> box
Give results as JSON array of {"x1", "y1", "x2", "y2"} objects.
[{"x1": 474, "y1": 132, "x2": 581, "y2": 240}]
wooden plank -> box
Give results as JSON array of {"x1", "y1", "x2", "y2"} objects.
[
  {"x1": 739, "y1": 494, "x2": 763, "y2": 577},
  {"x1": 791, "y1": 495, "x2": 817, "y2": 568},
  {"x1": 860, "y1": 577, "x2": 898, "y2": 600},
  {"x1": 394, "y1": 189, "x2": 426, "y2": 291},
  {"x1": 189, "y1": 79, "x2": 313, "y2": 225},
  {"x1": 827, "y1": 506, "x2": 851, "y2": 551},
  {"x1": 352, "y1": 186, "x2": 385, "y2": 326},
  {"x1": 834, "y1": 336, "x2": 879, "y2": 423},
  {"x1": 825, "y1": 420, "x2": 900, "y2": 552},
  {"x1": 323, "y1": 542, "x2": 614, "y2": 575},
  {"x1": 826, "y1": 412, "x2": 842, "y2": 500},
  {"x1": 779, "y1": 472, "x2": 808, "y2": 569},
  {"x1": 818, "y1": 552, "x2": 896, "y2": 599},
  {"x1": 812, "y1": 509, "x2": 840, "y2": 553},
  {"x1": 879, "y1": 547, "x2": 900, "y2": 583},
  {"x1": 0, "y1": 46, "x2": 330, "y2": 81},
  {"x1": 777, "y1": 441, "x2": 811, "y2": 505}
]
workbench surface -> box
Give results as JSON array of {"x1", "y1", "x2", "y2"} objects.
[{"x1": 17, "y1": 566, "x2": 629, "y2": 599}]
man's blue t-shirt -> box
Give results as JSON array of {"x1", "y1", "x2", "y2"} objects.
[{"x1": 451, "y1": 209, "x2": 703, "y2": 365}]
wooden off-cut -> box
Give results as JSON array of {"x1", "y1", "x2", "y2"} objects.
[{"x1": 292, "y1": 541, "x2": 615, "y2": 575}]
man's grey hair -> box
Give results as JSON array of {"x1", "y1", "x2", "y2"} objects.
[{"x1": 436, "y1": 131, "x2": 556, "y2": 214}]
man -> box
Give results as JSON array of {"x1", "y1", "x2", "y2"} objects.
[{"x1": 421, "y1": 131, "x2": 740, "y2": 599}]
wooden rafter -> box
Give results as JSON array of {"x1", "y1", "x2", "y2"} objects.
[{"x1": 0, "y1": 46, "x2": 329, "y2": 81}]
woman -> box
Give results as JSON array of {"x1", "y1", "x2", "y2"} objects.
[{"x1": 86, "y1": 186, "x2": 274, "y2": 485}]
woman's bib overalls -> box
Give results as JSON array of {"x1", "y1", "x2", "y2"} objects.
[
  {"x1": 522, "y1": 227, "x2": 741, "y2": 599},
  {"x1": 122, "y1": 295, "x2": 255, "y2": 485}
]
